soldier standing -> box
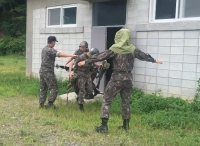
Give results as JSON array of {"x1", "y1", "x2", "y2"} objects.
[
  {"x1": 67, "y1": 41, "x2": 100, "y2": 99},
  {"x1": 39, "y1": 36, "x2": 77, "y2": 109},
  {"x1": 73, "y1": 48, "x2": 100, "y2": 111},
  {"x1": 78, "y1": 29, "x2": 163, "y2": 132}
]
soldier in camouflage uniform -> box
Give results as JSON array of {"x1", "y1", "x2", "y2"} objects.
[
  {"x1": 66, "y1": 41, "x2": 100, "y2": 99},
  {"x1": 39, "y1": 36, "x2": 76, "y2": 109},
  {"x1": 78, "y1": 29, "x2": 162, "y2": 132},
  {"x1": 73, "y1": 48, "x2": 100, "y2": 112}
]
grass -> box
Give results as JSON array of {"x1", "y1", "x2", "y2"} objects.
[{"x1": 0, "y1": 55, "x2": 200, "y2": 146}]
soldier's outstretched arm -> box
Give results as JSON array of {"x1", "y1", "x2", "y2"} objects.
[
  {"x1": 78, "y1": 50, "x2": 115, "y2": 66},
  {"x1": 58, "y1": 52, "x2": 77, "y2": 58},
  {"x1": 64, "y1": 57, "x2": 73, "y2": 67},
  {"x1": 134, "y1": 49, "x2": 162, "y2": 64}
]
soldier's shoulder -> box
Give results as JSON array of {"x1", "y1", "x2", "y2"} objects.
[{"x1": 74, "y1": 49, "x2": 81, "y2": 55}]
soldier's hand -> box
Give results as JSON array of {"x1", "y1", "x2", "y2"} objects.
[
  {"x1": 69, "y1": 72, "x2": 74, "y2": 79},
  {"x1": 78, "y1": 61, "x2": 86, "y2": 66},
  {"x1": 155, "y1": 60, "x2": 163, "y2": 64},
  {"x1": 72, "y1": 55, "x2": 78, "y2": 58}
]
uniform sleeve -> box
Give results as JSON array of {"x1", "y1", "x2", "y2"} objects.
[
  {"x1": 47, "y1": 48, "x2": 59, "y2": 58},
  {"x1": 133, "y1": 49, "x2": 156, "y2": 63},
  {"x1": 86, "y1": 50, "x2": 115, "y2": 64}
]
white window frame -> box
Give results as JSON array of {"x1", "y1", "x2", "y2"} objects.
[
  {"x1": 46, "y1": 4, "x2": 77, "y2": 27},
  {"x1": 149, "y1": 0, "x2": 200, "y2": 23}
]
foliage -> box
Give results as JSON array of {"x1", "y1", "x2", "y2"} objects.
[{"x1": 0, "y1": 0, "x2": 26, "y2": 55}]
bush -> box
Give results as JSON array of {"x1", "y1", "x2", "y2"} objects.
[{"x1": 0, "y1": 35, "x2": 26, "y2": 55}]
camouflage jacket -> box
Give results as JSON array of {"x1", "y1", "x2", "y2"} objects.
[
  {"x1": 74, "y1": 53, "x2": 92, "y2": 77},
  {"x1": 86, "y1": 49, "x2": 156, "y2": 80},
  {"x1": 39, "y1": 45, "x2": 59, "y2": 73}
]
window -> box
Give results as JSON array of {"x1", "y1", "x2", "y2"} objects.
[
  {"x1": 47, "y1": 5, "x2": 77, "y2": 27},
  {"x1": 93, "y1": 0, "x2": 127, "y2": 26},
  {"x1": 151, "y1": 0, "x2": 200, "y2": 22}
]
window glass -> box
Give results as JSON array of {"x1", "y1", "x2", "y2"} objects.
[
  {"x1": 155, "y1": 0, "x2": 176, "y2": 19},
  {"x1": 181, "y1": 0, "x2": 200, "y2": 18},
  {"x1": 93, "y1": 0, "x2": 127, "y2": 26},
  {"x1": 63, "y1": 7, "x2": 77, "y2": 24},
  {"x1": 48, "y1": 8, "x2": 61, "y2": 26}
]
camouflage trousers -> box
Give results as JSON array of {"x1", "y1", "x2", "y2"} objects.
[
  {"x1": 39, "y1": 72, "x2": 58, "y2": 104},
  {"x1": 101, "y1": 79, "x2": 132, "y2": 119},
  {"x1": 76, "y1": 75, "x2": 93, "y2": 104}
]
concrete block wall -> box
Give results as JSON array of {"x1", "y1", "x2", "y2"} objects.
[
  {"x1": 135, "y1": 30, "x2": 200, "y2": 99},
  {"x1": 126, "y1": 0, "x2": 200, "y2": 99},
  {"x1": 31, "y1": 0, "x2": 92, "y2": 79}
]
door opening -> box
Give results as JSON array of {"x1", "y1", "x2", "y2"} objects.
[{"x1": 105, "y1": 27, "x2": 122, "y2": 86}]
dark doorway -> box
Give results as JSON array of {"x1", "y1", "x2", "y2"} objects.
[{"x1": 105, "y1": 27, "x2": 122, "y2": 85}]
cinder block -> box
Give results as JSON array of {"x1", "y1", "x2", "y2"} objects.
[
  {"x1": 197, "y1": 64, "x2": 200, "y2": 72},
  {"x1": 157, "y1": 84, "x2": 168, "y2": 93},
  {"x1": 146, "y1": 76, "x2": 156, "y2": 83},
  {"x1": 184, "y1": 39, "x2": 198, "y2": 47},
  {"x1": 182, "y1": 88, "x2": 196, "y2": 97},
  {"x1": 157, "y1": 54, "x2": 170, "y2": 62},
  {"x1": 184, "y1": 47, "x2": 198, "y2": 55},
  {"x1": 185, "y1": 31, "x2": 199, "y2": 38},
  {"x1": 69, "y1": 34, "x2": 76, "y2": 39},
  {"x1": 171, "y1": 47, "x2": 183, "y2": 54},
  {"x1": 158, "y1": 46, "x2": 171, "y2": 54},
  {"x1": 147, "y1": 39, "x2": 159, "y2": 46},
  {"x1": 158, "y1": 62, "x2": 169, "y2": 70},
  {"x1": 159, "y1": 39, "x2": 171, "y2": 46},
  {"x1": 157, "y1": 69, "x2": 169, "y2": 77},
  {"x1": 133, "y1": 81, "x2": 146, "y2": 90},
  {"x1": 157, "y1": 77, "x2": 168, "y2": 85},
  {"x1": 171, "y1": 31, "x2": 184, "y2": 38},
  {"x1": 146, "y1": 46, "x2": 158, "y2": 53},
  {"x1": 170, "y1": 55, "x2": 183, "y2": 63},
  {"x1": 146, "y1": 68, "x2": 157, "y2": 76},
  {"x1": 137, "y1": 32, "x2": 147, "y2": 38},
  {"x1": 183, "y1": 63, "x2": 197, "y2": 72},
  {"x1": 136, "y1": 39, "x2": 147, "y2": 46},
  {"x1": 134, "y1": 59, "x2": 146, "y2": 67},
  {"x1": 169, "y1": 78, "x2": 182, "y2": 87},
  {"x1": 146, "y1": 83, "x2": 156, "y2": 91},
  {"x1": 159, "y1": 31, "x2": 171, "y2": 38},
  {"x1": 148, "y1": 32, "x2": 158, "y2": 38},
  {"x1": 183, "y1": 55, "x2": 197, "y2": 63},
  {"x1": 135, "y1": 75, "x2": 145, "y2": 82},
  {"x1": 134, "y1": 67, "x2": 146, "y2": 75},
  {"x1": 170, "y1": 63, "x2": 182, "y2": 71},
  {"x1": 168, "y1": 86, "x2": 181, "y2": 95},
  {"x1": 146, "y1": 62, "x2": 157, "y2": 69},
  {"x1": 182, "y1": 72, "x2": 196, "y2": 80},
  {"x1": 169, "y1": 70, "x2": 182, "y2": 79},
  {"x1": 171, "y1": 39, "x2": 184, "y2": 46},
  {"x1": 84, "y1": 32, "x2": 91, "y2": 39},
  {"x1": 182, "y1": 80, "x2": 196, "y2": 88}
]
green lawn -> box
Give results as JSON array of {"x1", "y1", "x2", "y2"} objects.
[{"x1": 0, "y1": 55, "x2": 200, "y2": 146}]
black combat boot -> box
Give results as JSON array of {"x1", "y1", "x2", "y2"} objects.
[
  {"x1": 93, "y1": 88, "x2": 100, "y2": 96},
  {"x1": 39, "y1": 103, "x2": 44, "y2": 109},
  {"x1": 95, "y1": 118, "x2": 108, "y2": 133},
  {"x1": 119, "y1": 119, "x2": 130, "y2": 130},
  {"x1": 45, "y1": 102, "x2": 57, "y2": 109},
  {"x1": 85, "y1": 94, "x2": 94, "y2": 99},
  {"x1": 79, "y1": 104, "x2": 84, "y2": 112}
]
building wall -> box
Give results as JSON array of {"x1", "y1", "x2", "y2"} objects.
[
  {"x1": 27, "y1": 0, "x2": 92, "y2": 79},
  {"x1": 126, "y1": 0, "x2": 200, "y2": 99},
  {"x1": 27, "y1": 0, "x2": 200, "y2": 99}
]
